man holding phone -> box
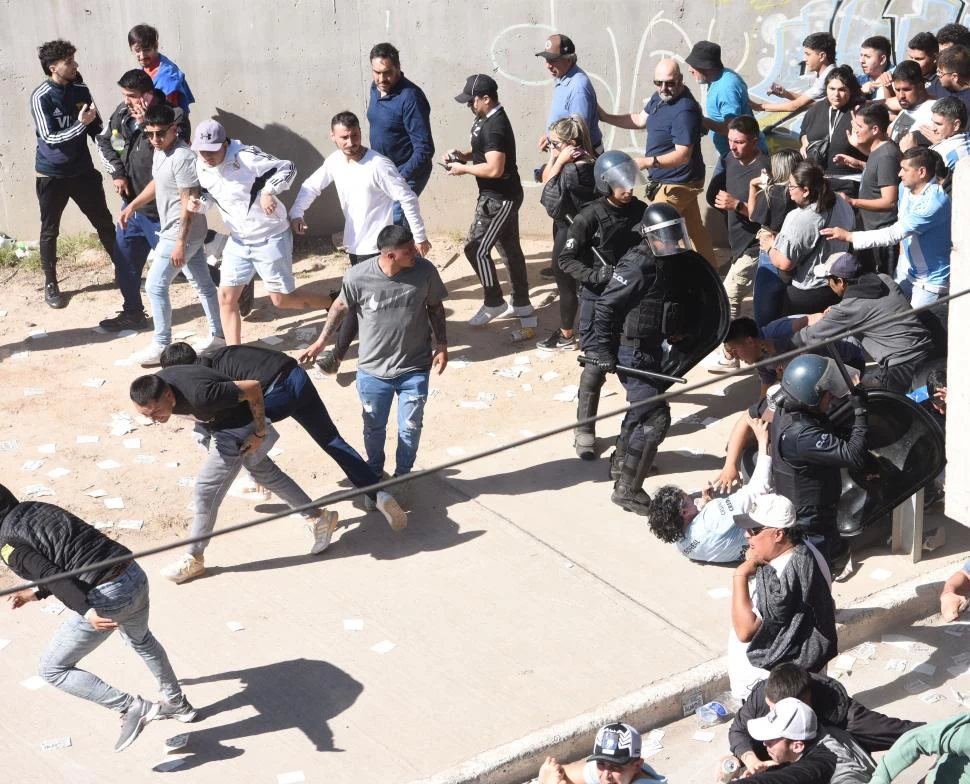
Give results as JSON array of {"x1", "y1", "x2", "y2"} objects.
[{"x1": 96, "y1": 69, "x2": 189, "y2": 332}]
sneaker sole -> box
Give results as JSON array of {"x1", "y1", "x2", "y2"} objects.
[
  {"x1": 171, "y1": 708, "x2": 198, "y2": 723},
  {"x1": 378, "y1": 496, "x2": 408, "y2": 531}
]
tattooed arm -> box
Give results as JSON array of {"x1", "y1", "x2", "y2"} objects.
[
  {"x1": 298, "y1": 297, "x2": 349, "y2": 363},
  {"x1": 234, "y1": 379, "x2": 268, "y2": 454}
]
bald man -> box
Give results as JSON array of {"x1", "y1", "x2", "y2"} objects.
[{"x1": 599, "y1": 59, "x2": 715, "y2": 265}]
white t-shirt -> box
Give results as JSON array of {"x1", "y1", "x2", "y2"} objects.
[
  {"x1": 289, "y1": 148, "x2": 427, "y2": 253},
  {"x1": 807, "y1": 64, "x2": 836, "y2": 101}
]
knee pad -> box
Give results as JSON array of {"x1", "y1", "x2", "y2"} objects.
[{"x1": 638, "y1": 405, "x2": 671, "y2": 447}]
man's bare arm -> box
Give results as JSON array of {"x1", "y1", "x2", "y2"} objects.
[
  {"x1": 299, "y1": 298, "x2": 349, "y2": 363},
  {"x1": 235, "y1": 379, "x2": 267, "y2": 435},
  {"x1": 428, "y1": 302, "x2": 447, "y2": 347}
]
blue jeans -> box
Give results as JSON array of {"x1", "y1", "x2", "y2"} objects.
[
  {"x1": 753, "y1": 251, "x2": 787, "y2": 328},
  {"x1": 38, "y1": 563, "x2": 182, "y2": 712},
  {"x1": 114, "y1": 207, "x2": 160, "y2": 315},
  {"x1": 391, "y1": 167, "x2": 431, "y2": 227},
  {"x1": 264, "y1": 366, "x2": 380, "y2": 494},
  {"x1": 146, "y1": 236, "x2": 223, "y2": 345},
  {"x1": 356, "y1": 369, "x2": 429, "y2": 476}
]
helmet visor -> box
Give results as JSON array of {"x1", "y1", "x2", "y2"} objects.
[
  {"x1": 643, "y1": 217, "x2": 693, "y2": 256},
  {"x1": 816, "y1": 358, "x2": 851, "y2": 400},
  {"x1": 601, "y1": 158, "x2": 645, "y2": 191}
]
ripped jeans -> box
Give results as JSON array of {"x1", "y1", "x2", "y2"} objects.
[{"x1": 356, "y1": 369, "x2": 429, "y2": 477}]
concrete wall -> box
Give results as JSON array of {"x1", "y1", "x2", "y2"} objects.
[{"x1": 2, "y1": 0, "x2": 969, "y2": 241}]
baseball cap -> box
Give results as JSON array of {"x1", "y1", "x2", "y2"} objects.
[
  {"x1": 454, "y1": 74, "x2": 498, "y2": 103},
  {"x1": 536, "y1": 33, "x2": 576, "y2": 60},
  {"x1": 814, "y1": 252, "x2": 861, "y2": 280},
  {"x1": 587, "y1": 723, "x2": 642, "y2": 766},
  {"x1": 747, "y1": 698, "x2": 818, "y2": 742},
  {"x1": 191, "y1": 119, "x2": 227, "y2": 152},
  {"x1": 733, "y1": 493, "x2": 797, "y2": 531}
]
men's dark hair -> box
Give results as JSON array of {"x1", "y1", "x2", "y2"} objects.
[
  {"x1": 861, "y1": 35, "x2": 892, "y2": 62},
  {"x1": 783, "y1": 525, "x2": 806, "y2": 545},
  {"x1": 932, "y1": 96, "x2": 968, "y2": 128},
  {"x1": 939, "y1": 44, "x2": 970, "y2": 78},
  {"x1": 647, "y1": 486, "x2": 688, "y2": 544},
  {"x1": 127, "y1": 24, "x2": 159, "y2": 49},
  {"x1": 331, "y1": 111, "x2": 360, "y2": 130},
  {"x1": 727, "y1": 115, "x2": 760, "y2": 138},
  {"x1": 38, "y1": 39, "x2": 76, "y2": 76},
  {"x1": 129, "y1": 374, "x2": 169, "y2": 405},
  {"x1": 855, "y1": 102, "x2": 891, "y2": 132},
  {"x1": 118, "y1": 68, "x2": 154, "y2": 93},
  {"x1": 143, "y1": 103, "x2": 175, "y2": 128},
  {"x1": 908, "y1": 31, "x2": 939, "y2": 56},
  {"x1": 903, "y1": 145, "x2": 946, "y2": 178},
  {"x1": 937, "y1": 23, "x2": 970, "y2": 49},
  {"x1": 159, "y1": 341, "x2": 199, "y2": 368},
  {"x1": 927, "y1": 367, "x2": 947, "y2": 397},
  {"x1": 802, "y1": 32, "x2": 836, "y2": 63},
  {"x1": 765, "y1": 663, "x2": 812, "y2": 703},
  {"x1": 377, "y1": 224, "x2": 414, "y2": 251},
  {"x1": 892, "y1": 60, "x2": 924, "y2": 86},
  {"x1": 725, "y1": 317, "x2": 759, "y2": 342},
  {"x1": 369, "y1": 42, "x2": 401, "y2": 67}
]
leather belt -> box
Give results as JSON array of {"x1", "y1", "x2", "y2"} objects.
[{"x1": 96, "y1": 561, "x2": 131, "y2": 585}]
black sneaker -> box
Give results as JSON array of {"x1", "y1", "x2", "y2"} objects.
[
  {"x1": 115, "y1": 696, "x2": 159, "y2": 752},
  {"x1": 536, "y1": 330, "x2": 577, "y2": 350},
  {"x1": 156, "y1": 694, "x2": 198, "y2": 723},
  {"x1": 238, "y1": 279, "x2": 256, "y2": 317},
  {"x1": 539, "y1": 266, "x2": 556, "y2": 279},
  {"x1": 99, "y1": 311, "x2": 148, "y2": 332},
  {"x1": 44, "y1": 281, "x2": 65, "y2": 309},
  {"x1": 316, "y1": 348, "x2": 341, "y2": 375}
]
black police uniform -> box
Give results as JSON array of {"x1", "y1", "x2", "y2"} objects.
[
  {"x1": 589, "y1": 241, "x2": 671, "y2": 511},
  {"x1": 771, "y1": 402, "x2": 868, "y2": 557},
  {"x1": 558, "y1": 196, "x2": 645, "y2": 455}
]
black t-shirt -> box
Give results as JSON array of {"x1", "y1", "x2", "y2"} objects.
[
  {"x1": 203, "y1": 345, "x2": 296, "y2": 392},
  {"x1": 157, "y1": 365, "x2": 251, "y2": 430},
  {"x1": 857, "y1": 140, "x2": 901, "y2": 230},
  {"x1": 802, "y1": 102, "x2": 866, "y2": 178},
  {"x1": 470, "y1": 105, "x2": 523, "y2": 201},
  {"x1": 723, "y1": 152, "x2": 770, "y2": 258},
  {"x1": 751, "y1": 184, "x2": 795, "y2": 234}
]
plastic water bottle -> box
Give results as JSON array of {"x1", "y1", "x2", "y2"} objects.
[
  {"x1": 696, "y1": 691, "x2": 739, "y2": 727},
  {"x1": 110, "y1": 129, "x2": 125, "y2": 152}
]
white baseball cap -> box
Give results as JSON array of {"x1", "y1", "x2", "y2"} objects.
[
  {"x1": 734, "y1": 493, "x2": 797, "y2": 531},
  {"x1": 747, "y1": 698, "x2": 818, "y2": 742}
]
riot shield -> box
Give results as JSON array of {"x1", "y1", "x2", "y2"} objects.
[
  {"x1": 661, "y1": 249, "x2": 730, "y2": 384},
  {"x1": 741, "y1": 390, "x2": 945, "y2": 535}
]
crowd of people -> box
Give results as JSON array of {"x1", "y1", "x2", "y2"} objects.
[{"x1": 4, "y1": 18, "x2": 966, "y2": 773}]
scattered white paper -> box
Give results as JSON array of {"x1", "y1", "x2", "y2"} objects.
[
  {"x1": 114, "y1": 358, "x2": 133, "y2": 366},
  {"x1": 110, "y1": 423, "x2": 135, "y2": 436},
  {"x1": 21, "y1": 459, "x2": 45, "y2": 472},
  {"x1": 267, "y1": 446, "x2": 284, "y2": 458},
  {"x1": 165, "y1": 461, "x2": 180, "y2": 469},
  {"x1": 693, "y1": 731, "x2": 715, "y2": 742},
  {"x1": 134, "y1": 454, "x2": 156, "y2": 464},
  {"x1": 154, "y1": 758, "x2": 187, "y2": 772},
  {"x1": 21, "y1": 675, "x2": 47, "y2": 690},
  {"x1": 0, "y1": 639, "x2": 11, "y2": 651},
  {"x1": 953, "y1": 651, "x2": 970, "y2": 665},
  {"x1": 904, "y1": 679, "x2": 929, "y2": 694},
  {"x1": 914, "y1": 662, "x2": 937, "y2": 676},
  {"x1": 343, "y1": 619, "x2": 364, "y2": 631},
  {"x1": 27, "y1": 328, "x2": 47, "y2": 339},
  {"x1": 37, "y1": 443, "x2": 56, "y2": 454},
  {"x1": 847, "y1": 642, "x2": 877, "y2": 660},
  {"x1": 920, "y1": 691, "x2": 946, "y2": 704},
  {"x1": 564, "y1": 561, "x2": 574, "y2": 568},
  {"x1": 553, "y1": 384, "x2": 579, "y2": 402},
  {"x1": 97, "y1": 460, "x2": 122, "y2": 470},
  {"x1": 370, "y1": 640, "x2": 396, "y2": 654},
  {"x1": 885, "y1": 659, "x2": 907, "y2": 672},
  {"x1": 477, "y1": 391, "x2": 496, "y2": 403},
  {"x1": 261, "y1": 335, "x2": 284, "y2": 346},
  {"x1": 0, "y1": 440, "x2": 18, "y2": 452},
  {"x1": 832, "y1": 654, "x2": 856, "y2": 672},
  {"x1": 514, "y1": 355, "x2": 532, "y2": 365},
  {"x1": 104, "y1": 497, "x2": 125, "y2": 510},
  {"x1": 540, "y1": 370, "x2": 561, "y2": 382},
  {"x1": 11, "y1": 350, "x2": 29, "y2": 361},
  {"x1": 226, "y1": 621, "x2": 245, "y2": 632},
  {"x1": 123, "y1": 438, "x2": 141, "y2": 449},
  {"x1": 40, "y1": 603, "x2": 66, "y2": 616},
  {"x1": 534, "y1": 350, "x2": 553, "y2": 361},
  {"x1": 177, "y1": 477, "x2": 195, "y2": 489},
  {"x1": 882, "y1": 634, "x2": 918, "y2": 649},
  {"x1": 76, "y1": 435, "x2": 100, "y2": 444},
  {"x1": 521, "y1": 383, "x2": 533, "y2": 392},
  {"x1": 164, "y1": 733, "x2": 190, "y2": 751},
  {"x1": 82, "y1": 378, "x2": 106, "y2": 388},
  {"x1": 118, "y1": 519, "x2": 144, "y2": 530},
  {"x1": 707, "y1": 587, "x2": 731, "y2": 599},
  {"x1": 23, "y1": 388, "x2": 46, "y2": 397},
  {"x1": 870, "y1": 568, "x2": 893, "y2": 581},
  {"x1": 39, "y1": 736, "x2": 71, "y2": 751},
  {"x1": 277, "y1": 772, "x2": 305, "y2": 784},
  {"x1": 46, "y1": 467, "x2": 70, "y2": 480},
  {"x1": 446, "y1": 447, "x2": 466, "y2": 456},
  {"x1": 22, "y1": 485, "x2": 54, "y2": 498},
  {"x1": 495, "y1": 366, "x2": 528, "y2": 379},
  {"x1": 92, "y1": 521, "x2": 112, "y2": 530},
  {"x1": 459, "y1": 400, "x2": 489, "y2": 409},
  {"x1": 676, "y1": 448, "x2": 704, "y2": 457},
  {"x1": 519, "y1": 429, "x2": 536, "y2": 438}
]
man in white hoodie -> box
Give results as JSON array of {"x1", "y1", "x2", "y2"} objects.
[{"x1": 189, "y1": 120, "x2": 332, "y2": 344}]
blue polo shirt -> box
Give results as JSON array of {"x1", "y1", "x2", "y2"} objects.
[
  {"x1": 545, "y1": 64, "x2": 602, "y2": 148},
  {"x1": 367, "y1": 75, "x2": 435, "y2": 182},
  {"x1": 644, "y1": 89, "x2": 706, "y2": 183},
  {"x1": 705, "y1": 68, "x2": 767, "y2": 157}
]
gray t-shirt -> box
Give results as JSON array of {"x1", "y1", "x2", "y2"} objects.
[
  {"x1": 773, "y1": 198, "x2": 853, "y2": 290},
  {"x1": 152, "y1": 141, "x2": 207, "y2": 242},
  {"x1": 341, "y1": 257, "x2": 448, "y2": 379},
  {"x1": 858, "y1": 141, "x2": 901, "y2": 230}
]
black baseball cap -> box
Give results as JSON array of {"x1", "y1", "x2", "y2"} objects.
[
  {"x1": 587, "y1": 723, "x2": 642, "y2": 766},
  {"x1": 455, "y1": 74, "x2": 498, "y2": 103},
  {"x1": 536, "y1": 34, "x2": 576, "y2": 59}
]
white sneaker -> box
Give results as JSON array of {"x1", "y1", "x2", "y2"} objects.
[
  {"x1": 511, "y1": 303, "x2": 535, "y2": 318},
  {"x1": 705, "y1": 350, "x2": 739, "y2": 374},
  {"x1": 307, "y1": 510, "x2": 338, "y2": 555},
  {"x1": 468, "y1": 302, "x2": 511, "y2": 327},
  {"x1": 160, "y1": 553, "x2": 205, "y2": 584},
  {"x1": 193, "y1": 335, "x2": 226, "y2": 355},
  {"x1": 131, "y1": 342, "x2": 166, "y2": 368},
  {"x1": 362, "y1": 493, "x2": 377, "y2": 512},
  {"x1": 376, "y1": 490, "x2": 407, "y2": 531}
]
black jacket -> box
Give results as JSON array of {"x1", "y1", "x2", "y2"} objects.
[
  {"x1": 590, "y1": 244, "x2": 665, "y2": 357},
  {"x1": 741, "y1": 740, "x2": 837, "y2": 784},
  {"x1": 557, "y1": 197, "x2": 645, "y2": 293},
  {"x1": 729, "y1": 672, "x2": 923, "y2": 759},
  {"x1": 0, "y1": 485, "x2": 131, "y2": 616}
]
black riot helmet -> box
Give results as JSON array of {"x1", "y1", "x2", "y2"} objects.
[
  {"x1": 781, "y1": 355, "x2": 850, "y2": 410},
  {"x1": 593, "y1": 150, "x2": 644, "y2": 194},
  {"x1": 638, "y1": 203, "x2": 693, "y2": 256}
]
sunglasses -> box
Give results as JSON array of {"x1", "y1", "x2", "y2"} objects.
[
  {"x1": 143, "y1": 126, "x2": 173, "y2": 139},
  {"x1": 653, "y1": 79, "x2": 680, "y2": 88},
  {"x1": 744, "y1": 526, "x2": 766, "y2": 537}
]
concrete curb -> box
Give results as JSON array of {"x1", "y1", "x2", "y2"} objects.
[{"x1": 409, "y1": 558, "x2": 965, "y2": 784}]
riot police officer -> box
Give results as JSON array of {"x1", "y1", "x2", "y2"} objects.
[
  {"x1": 588, "y1": 203, "x2": 694, "y2": 514},
  {"x1": 773, "y1": 355, "x2": 868, "y2": 564},
  {"x1": 557, "y1": 150, "x2": 646, "y2": 460}
]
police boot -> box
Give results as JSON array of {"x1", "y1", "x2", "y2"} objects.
[
  {"x1": 609, "y1": 432, "x2": 628, "y2": 481},
  {"x1": 611, "y1": 446, "x2": 652, "y2": 515},
  {"x1": 574, "y1": 365, "x2": 605, "y2": 460}
]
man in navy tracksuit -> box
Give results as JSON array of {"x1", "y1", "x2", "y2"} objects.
[
  {"x1": 30, "y1": 39, "x2": 117, "y2": 309},
  {"x1": 95, "y1": 69, "x2": 190, "y2": 332}
]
